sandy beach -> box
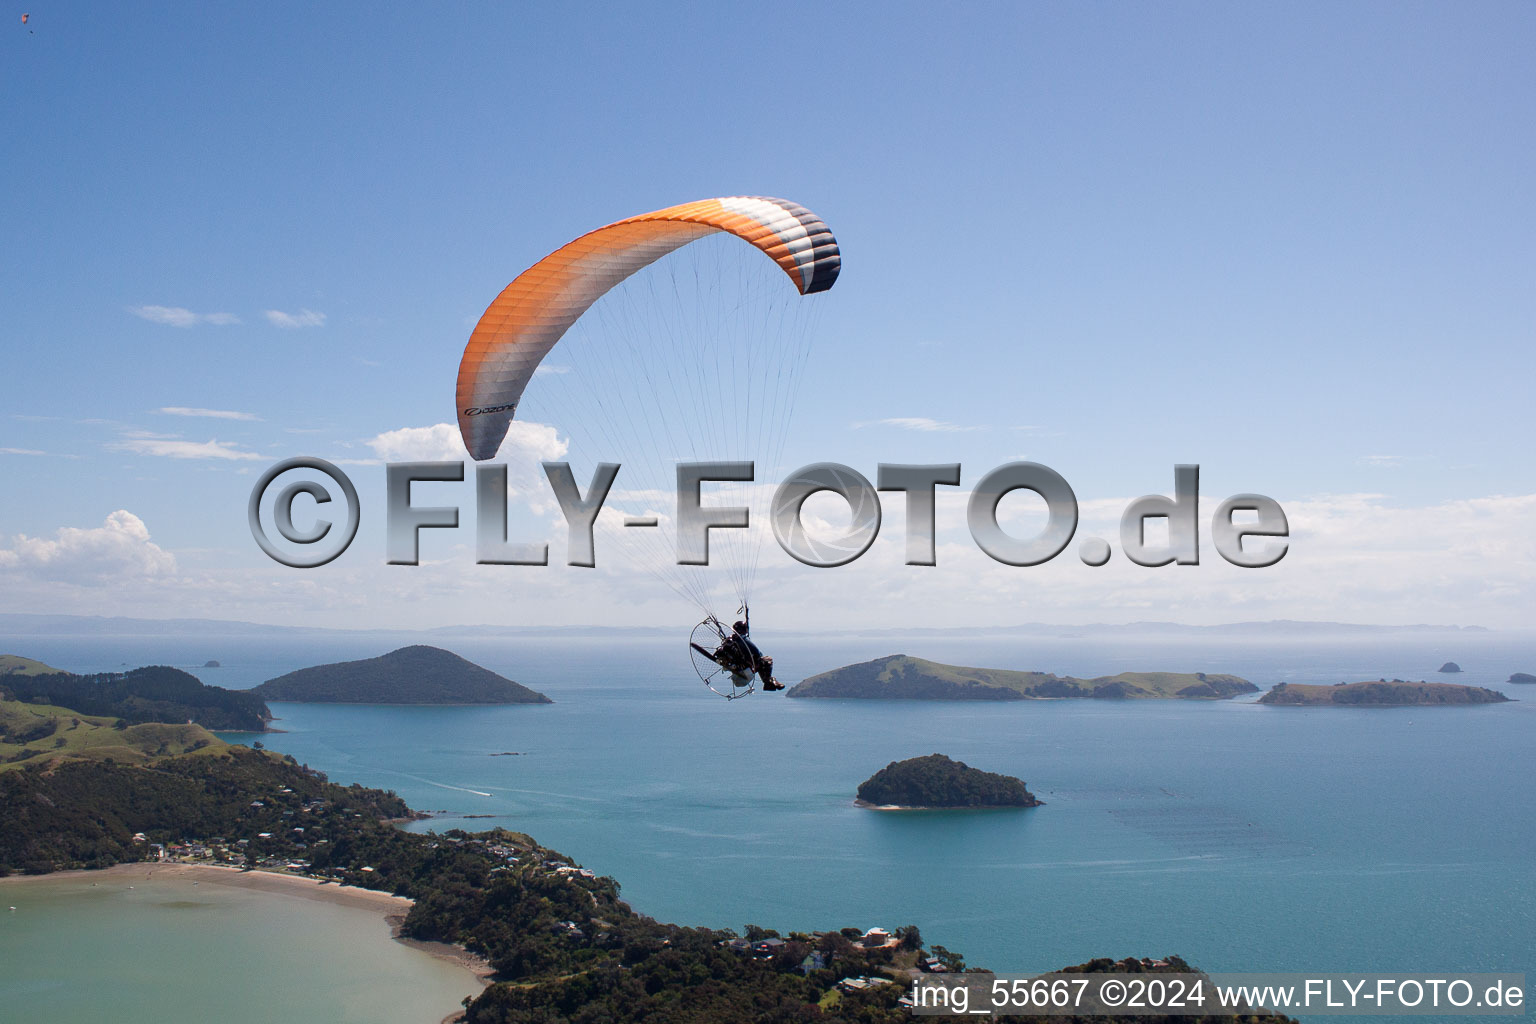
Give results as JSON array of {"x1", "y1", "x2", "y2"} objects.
[{"x1": 0, "y1": 862, "x2": 495, "y2": 987}]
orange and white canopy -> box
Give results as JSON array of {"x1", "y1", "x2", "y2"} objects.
[{"x1": 456, "y1": 196, "x2": 840, "y2": 461}]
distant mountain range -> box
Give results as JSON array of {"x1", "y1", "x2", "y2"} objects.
[
  {"x1": 254, "y1": 645, "x2": 551, "y2": 705},
  {"x1": 788, "y1": 655, "x2": 1257, "y2": 701},
  {"x1": 0, "y1": 612, "x2": 1495, "y2": 638}
]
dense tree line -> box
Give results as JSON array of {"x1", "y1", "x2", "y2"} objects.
[
  {"x1": 1, "y1": 665, "x2": 271, "y2": 731},
  {"x1": 0, "y1": 746, "x2": 403, "y2": 874}
]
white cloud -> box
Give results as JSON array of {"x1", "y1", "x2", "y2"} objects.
[
  {"x1": 158, "y1": 407, "x2": 262, "y2": 422},
  {"x1": 0, "y1": 510, "x2": 176, "y2": 582},
  {"x1": 110, "y1": 437, "x2": 267, "y2": 461},
  {"x1": 130, "y1": 306, "x2": 240, "y2": 328},
  {"x1": 0, "y1": 447, "x2": 47, "y2": 456},
  {"x1": 265, "y1": 308, "x2": 326, "y2": 329},
  {"x1": 861, "y1": 417, "x2": 982, "y2": 433},
  {"x1": 1359, "y1": 455, "x2": 1406, "y2": 468},
  {"x1": 366, "y1": 421, "x2": 566, "y2": 466},
  {"x1": 534, "y1": 365, "x2": 572, "y2": 376}
]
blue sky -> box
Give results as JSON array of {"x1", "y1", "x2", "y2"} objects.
[{"x1": 2, "y1": 3, "x2": 1533, "y2": 629}]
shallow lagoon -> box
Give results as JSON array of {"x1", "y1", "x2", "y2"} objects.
[{"x1": 0, "y1": 869, "x2": 476, "y2": 1024}]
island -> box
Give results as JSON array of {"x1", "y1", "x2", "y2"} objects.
[
  {"x1": 857, "y1": 754, "x2": 1041, "y2": 809},
  {"x1": 253, "y1": 645, "x2": 551, "y2": 705},
  {"x1": 0, "y1": 659, "x2": 271, "y2": 731},
  {"x1": 1438, "y1": 661, "x2": 1462, "y2": 673},
  {"x1": 202, "y1": 659, "x2": 221, "y2": 668},
  {"x1": 1508, "y1": 673, "x2": 1535, "y2": 684},
  {"x1": 788, "y1": 655, "x2": 1257, "y2": 701},
  {"x1": 0, "y1": 693, "x2": 1293, "y2": 1024},
  {"x1": 1259, "y1": 680, "x2": 1510, "y2": 706}
]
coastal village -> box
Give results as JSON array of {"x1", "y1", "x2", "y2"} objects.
[
  {"x1": 121, "y1": 777, "x2": 998, "y2": 1017},
  {"x1": 124, "y1": 777, "x2": 960, "y2": 1008}
]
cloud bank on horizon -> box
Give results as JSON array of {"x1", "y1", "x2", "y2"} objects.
[{"x1": 1, "y1": 433, "x2": 1531, "y2": 629}]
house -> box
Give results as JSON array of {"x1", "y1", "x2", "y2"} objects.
[
  {"x1": 919, "y1": 955, "x2": 947, "y2": 973},
  {"x1": 798, "y1": 951, "x2": 828, "y2": 975},
  {"x1": 859, "y1": 927, "x2": 894, "y2": 949},
  {"x1": 726, "y1": 937, "x2": 753, "y2": 954},
  {"x1": 837, "y1": 976, "x2": 891, "y2": 993},
  {"x1": 752, "y1": 938, "x2": 786, "y2": 958}
]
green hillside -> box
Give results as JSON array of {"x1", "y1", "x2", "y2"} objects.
[
  {"x1": 255, "y1": 645, "x2": 552, "y2": 704},
  {"x1": 1, "y1": 664, "x2": 270, "y2": 731},
  {"x1": 0, "y1": 698, "x2": 226, "y2": 773},
  {"x1": 0, "y1": 654, "x2": 66, "y2": 677},
  {"x1": 788, "y1": 655, "x2": 1256, "y2": 700}
]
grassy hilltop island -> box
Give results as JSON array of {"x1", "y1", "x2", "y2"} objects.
[
  {"x1": 857, "y1": 754, "x2": 1042, "y2": 809},
  {"x1": 0, "y1": 657, "x2": 271, "y2": 732},
  {"x1": 254, "y1": 645, "x2": 551, "y2": 705},
  {"x1": 789, "y1": 655, "x2": 1257, "y2": 701},
  {"x1": 1259, "y1": 680, "x2": 1512, "y2": 706}
]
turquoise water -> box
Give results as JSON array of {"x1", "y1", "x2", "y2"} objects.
[
  {"x1": 0, "y1": 871, "x2": 475, "y2": 1023},
  {"x1": 6, "y1": 628, "x2": 1534, "y2": 1019}
]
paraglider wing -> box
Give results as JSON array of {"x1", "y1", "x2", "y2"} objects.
[{"x1": 456, "y1": 196, "x2": 840, "y2": 461}]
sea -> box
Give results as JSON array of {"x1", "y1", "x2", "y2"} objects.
[{"x1": 2, "y1": 626, "x2": 1533, "y2": 1023}]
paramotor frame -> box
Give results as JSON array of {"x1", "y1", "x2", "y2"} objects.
[{"x1": 688, "y1": 616, "x2": 758, "y2": 700}]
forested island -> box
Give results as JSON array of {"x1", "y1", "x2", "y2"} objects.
[
  {"x1": 0, "y1": 689, "x2": 1295, "y2": 1024},
  {"x1": 0, "y1": 658, "x2": 271, "y2": 731},
  {"x1": 1509, "y1": 673, "x2": 1535, "y2": 684},
  {"x1": 857, "y1": 754, "x2": 1041, "y2": 809},
  {"x1": 790, "y1": 655, "x2": 1256, "y2": 701},
  {"x1": 1259, "y1": 680, "x2": 1511, "y2": 706},
  {"x1": 254, "y1": 645, "x2": 551, "y2": 705}
]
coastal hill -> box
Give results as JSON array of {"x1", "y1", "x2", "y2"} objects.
[
  {"x1": 1509, "y1": 673, "x2": 1535, "y2": 684},
  {"x1": 857, "y1": 754, "x2": 1041, "y2": 809},
  {"x1": 254, "y1": 645, "x2": 551, "y2": 705},
  {"x1": 0, "y1": 654, "x2": 65, "y2": 677},
  {"x1": 1259, "y1": 680, "x2": 1511, "y2": 706},
  {"x1": 0, "y1": 697, "x2": 225, "y2": 774},
  {"x1": 789, "y1": 655, "x2": 1256, "y2": 701},
  {"x1": 0, "y1": 663, "x2": 271, "y2": 732}
]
